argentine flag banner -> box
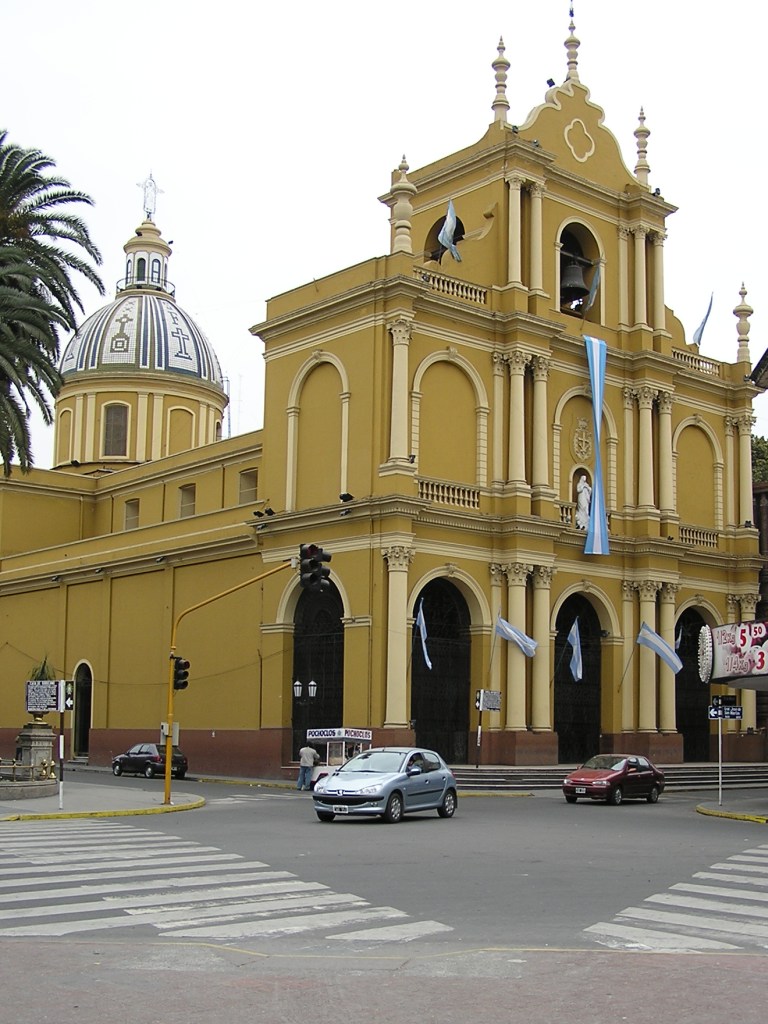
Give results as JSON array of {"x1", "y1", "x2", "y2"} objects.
[
  {"x1": 636, "y1": 621, "x2": 683, "y2": 674},
  {"x1": 583, "y1": 335, "x2": 610, "y2": 555},
  {"x1": 495, "y1": 614, "x2": 537, "y2": 658}
]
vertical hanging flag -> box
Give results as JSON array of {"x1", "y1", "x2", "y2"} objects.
[
  {"x1": 415, "y1": 599, "x2": 432, "y2": 670},
  {"x1": 437, "y1": 200, "x2": 462, "y2": 262},
  {"x1": 567, "y1": 618, "x2": 583, "y2": 681},
  {"x1": 583, "y1": 335, "x2": 610, "y2": 555},
  {"x1": 495, "y1": 613, "x2": 538, "y2": 657},
  {"x1": 582, "y1": 263, "x2": 601, "y2": 314},
  {"x1": 675, "y1": 626, "x2": 682, "y2": 651},
  {"x1": 692, "y1": 292, "x2": 713, "y2": 346},
  {"x1": 636, "y1": 621, "x2": 683, "y2": 673}
]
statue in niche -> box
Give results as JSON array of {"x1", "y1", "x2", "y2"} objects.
[{"x1": 575, "y1": 474, "x2": 592, "y2": 530}]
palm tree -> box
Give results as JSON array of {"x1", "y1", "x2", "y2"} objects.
[{"x1": 0, "y1": 129, "x2": 104, "y2": 473}]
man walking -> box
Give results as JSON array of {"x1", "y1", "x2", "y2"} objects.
[{"x1": 297, "y1": 743, "x2": 319, "y2": 791}]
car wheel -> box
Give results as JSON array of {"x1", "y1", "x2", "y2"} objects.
[
  {"x1": 564, "y1": 794, "x2": 577, "y2": 804},
  {"x1": 144, "y1": 764, "x2": 155, "y2": 779},
  {"x1": 437, "y1": 789, "x2": 457, "y2": 818},
  {"x1": 383, "y1": 791, "x2": 404, "y2": 823},
  {"x1": 608, "y1": 786, "x2": 623, "y2": 806},
  {"x1": 646, "y1": 784, "x2": 660, "y2": 804},
  {"x1": 316, "y1": 811, "x2": 335, "y2": 822},
  {"x1": 112, "y1": 763, "x2": 122, "y2": 776}
]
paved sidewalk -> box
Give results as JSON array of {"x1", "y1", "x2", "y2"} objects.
[{"x1": 0, "y1": 780, "x2": 205, "y2": 821}]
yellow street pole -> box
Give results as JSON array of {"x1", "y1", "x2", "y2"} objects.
[{"x1": 163, "y1": 560, "x2": 292, "y2": 804}]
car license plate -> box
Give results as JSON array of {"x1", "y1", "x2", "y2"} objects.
[
  {"x1": 575, "y1": 786, "x2": 587, "y2": 794},
  {"x1": 332, "y1": 805, "x2": 349, "y2": 814}
]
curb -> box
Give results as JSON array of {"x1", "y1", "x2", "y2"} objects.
[
  {"x1": 1, "y1": 796, "x2": 206, "y2": 822},
  {"x1": 695, "y1": 803, "x2": 768, "y2": 825}
]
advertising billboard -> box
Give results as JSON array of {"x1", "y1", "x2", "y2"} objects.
[{"x1": 698, "y1": 621, "x2": 768, "y2": 691}]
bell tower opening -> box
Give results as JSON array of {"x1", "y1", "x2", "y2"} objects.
[{"x1": 559, "y1": 226, "x2": 599, "y2": 319}]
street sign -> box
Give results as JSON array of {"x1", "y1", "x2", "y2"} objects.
[
  {"x1": 708, "y1": 704, "x2": 744, "y2": 720},
  {"x1": 25, "y1": 679, "x2": 60, "y2": 715},
  {"x1": 58, "y1": 680, "x2": 74, "y2": 713},
  {"x1": 479, "y1": 689, "x2": 502, "y2": 712},
  {"x1": 712, "y1": 694, "x2": 738, "y2": 707}
]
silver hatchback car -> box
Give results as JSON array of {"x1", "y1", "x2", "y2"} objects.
[{"x1": 311, "y1": 746, "x2": 458, "y2": 823}]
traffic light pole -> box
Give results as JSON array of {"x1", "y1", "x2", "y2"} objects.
[{"x1": 163, "y1": 560, "x2": 292, "y2": 805}]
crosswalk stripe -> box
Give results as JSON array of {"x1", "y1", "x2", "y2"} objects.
[
  {"x1": 583, "y1": 921, "x2": 739, "y2": 951},
  {"x1": 644, "y1": 892, "x2": 768, "y2": 919},
  {"x1": 618, "y1": 905, "x2": 768, "y2": 940},
  {"x1": 0, "y1": 820, "x2": 451, "y2": 944},
  {"x1": 671, "y1": 882, "x2": 768, "y2": 903}
]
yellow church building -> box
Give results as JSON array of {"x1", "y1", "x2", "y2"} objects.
[{"x1": 1, "y1": 15, "x2": 765, "y2": 776}]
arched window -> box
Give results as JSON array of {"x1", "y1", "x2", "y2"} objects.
[
  {"x1": 125, "y1": 259, "x2": 132, "y2": 284},
  {"x1": 559, "y1": 226, "x2": 599, "y2": 320},
  {"x1": 136, "y1": 257, "x2": 146, "y2": 281},
  {"x1": 151, "y1": 258, "x2": 161, "y2": 283},
  {"x1": 103, "y1": 404, "x2": 128, "y2": 457}
]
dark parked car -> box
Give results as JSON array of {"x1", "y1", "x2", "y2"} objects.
[
  {"x1": 312, "y1": 746, "x2": 458, "y2": 823},
  {"x1": 562, "y1": 754, "x2": 665, "y2": 805},
  {"x1": 112, "y1": 743, "x2": 188, "y2": 779}
]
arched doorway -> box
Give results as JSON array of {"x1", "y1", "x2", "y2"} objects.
[
  {"x1": 554, "y1": 596, "x2": 601, "y2": 763},
  {"x1": 72, "y1": 663, "x2": 92, "y2": 757},
  {"x1": 292, "y1": 586, "x2": 344, "y2": 758},
  {"x1": 411, "y1": 579, "x2": 470, "y2": 764},
  {"x1": 675, "y1": 608, "x2": 710, "y2": 761}
]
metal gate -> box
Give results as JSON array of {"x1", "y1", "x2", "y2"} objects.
[
  {"x1": 554, "y1": 596, "x2": 601, "y2": 763},
  {"x1": 292, "y1": 587, "x2": 344, "y2": 758},
  {"x1": 675, "y1": 609, "x2": 710, "y2": 761},
  {"x1": 411, "y1": 579, "x2": 470, "y2": 763}
]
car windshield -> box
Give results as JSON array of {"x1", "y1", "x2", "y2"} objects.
[
  {"x1": 582, "y1": 755, "x2": 627, "y2": 771},
  {"x1": 338, "y1": 750, "x2": 405, "y2": 774}
]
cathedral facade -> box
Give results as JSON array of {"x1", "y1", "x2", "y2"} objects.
[{"x1": 1, "y1": 18, "x2": 765, "y2": 776}]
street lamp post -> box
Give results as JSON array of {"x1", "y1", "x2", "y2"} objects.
[{"x1": 293, "y1": 679, "x2": 317, "y2": 751}]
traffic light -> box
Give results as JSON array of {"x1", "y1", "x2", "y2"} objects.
[
  {"x1": 173, "y1": 656, "x2": 190, "y2": 690},
  {"x1": 299, "y1": 543, "x2": 332, "y2": 592}
]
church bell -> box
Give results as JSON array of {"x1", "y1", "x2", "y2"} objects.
[{"x1": 560, "y1": 260, "x2": 590, "y2": 302}]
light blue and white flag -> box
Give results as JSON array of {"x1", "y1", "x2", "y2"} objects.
[
  {"x1": 675, "y1": 626, "x2": 682, "y2": 651},
  {"x1": 438, "y1": 199, "x2": 462, "y2": 262},
  {"x1": 583, "y1": 335, "x2": 610, "y2": 555},
  {"x1": 495, "y1": 613, "x2": 537, "y2": 657},
  {"x1": 415, "y1": 599, "x2": 432, "y2": 670},
  {"x1": 582, "y1": 263, "x2": 601, "y2": 314},
  {"x1": 636, "y1": 621, "x2": 683, "y2": 674},
  {"x1": 692, "y1": 292, "x2": 713, "y2": 346},
  {"x1": 567, "y1": 618, "x2": 583, "y2": 681}
]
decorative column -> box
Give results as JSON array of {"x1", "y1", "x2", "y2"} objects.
[
  {"x1": 621, "y1": 581, "x2": 635, "y2": 731},
  {"x1": 531, "y1": 355, "x2": 550, "y2": 488},
  {"x1": 637, "y1": 386, "x2": 656, "y2": 509},
  {"x1": 733, "y1": 284, "x2": 753, "y2": 365},
  {"x1": 633, "y1": 225, "x2": 648, "y2": 327},
  {"x1": 491, "y1": 38, "x2": 510, "y2": 123},
  {"x1": 617, "y1": 227, "x2": 630, "y2": 328},
  {"x1": 507, "y1": 351, "x2": 528, "y2": 483},
  {"x1": 285, "y1": 405, "x2": 299, "y2": 511},
  {"x1": 389, "y1": 157, "x2": 417, "y2": 255},
  {"x1": 658, "y1": 583, "x2": 678, "y2": 733},
  {"x1": 739, "y1": 593, "x2": 759, "y2": 732},
  {"x1": 651, "y1": 231, "x2": 666, "y2": 331},
  {"x1": 507, "y1": 175, "x2": 524, "y2": 285},
  {"x1": 737, "y1": 414, "x2": 756, "y2": 526},
  {"x1": 531, "y1": 566, "x2": 554, "y2": 731},
  {"x1": 622, "y1": 387, "x2": 636, "y2": 509},
  {"x1": 387, "y1": 318, "x2": 412, "y2": 463},
  {"x1": 504, "y1": 562, "x2": 532, "y2": 730},
  {"x1": 724, "y1": 416, "x2": 737, "y2": 527},
  {"x1": 636, "y1": 580, "x2": 660, "y2": 731},
  {"x1": 657, "y1": 391, "x2": 674, "y2": 515},
  {"x1": 492, "y1": 352, "x2": 505, "y2": 485},
  {"x1": 529, "y1": 183, "x2": 544, "y2": 292},
  {"x1": 382, "y1": 544, "x2": 413, "y2": 728}
]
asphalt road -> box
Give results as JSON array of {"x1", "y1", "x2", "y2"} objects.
[{"x1": 2, "y1": 776, "x2": 767, "y2": 1023}]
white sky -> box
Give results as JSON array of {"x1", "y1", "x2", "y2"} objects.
[{"x1": 3, "y1": 0, "x2": 768, "y2": 467}]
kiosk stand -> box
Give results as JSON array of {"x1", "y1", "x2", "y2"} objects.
[{"x1": 306, "y1": 727, "x2": 373, "y2": 785}]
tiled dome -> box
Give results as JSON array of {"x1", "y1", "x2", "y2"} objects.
[{"x1": 60, "y1": 292, "x2": 225, "y2": 388}]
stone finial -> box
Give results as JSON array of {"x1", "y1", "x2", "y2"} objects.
[
  {"x1": 734, "y1": 283, "x2": 753, "y2": 364},
  {"x1": 565, "y1": 8, "x2": 580, "y2": 82},
  {"x1": 491, "y1": 37, "x2": 510, "y2": 123},
  {"x1": 634, "y1": 107, "x2": 651, "y2": 186},
  {"x1": 390, "y1": 156, "x2": 417, "y2": 255}
]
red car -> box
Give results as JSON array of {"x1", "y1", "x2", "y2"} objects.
[{"x1": 562, "y1": 754, "x2": 665, "y2": 805}]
